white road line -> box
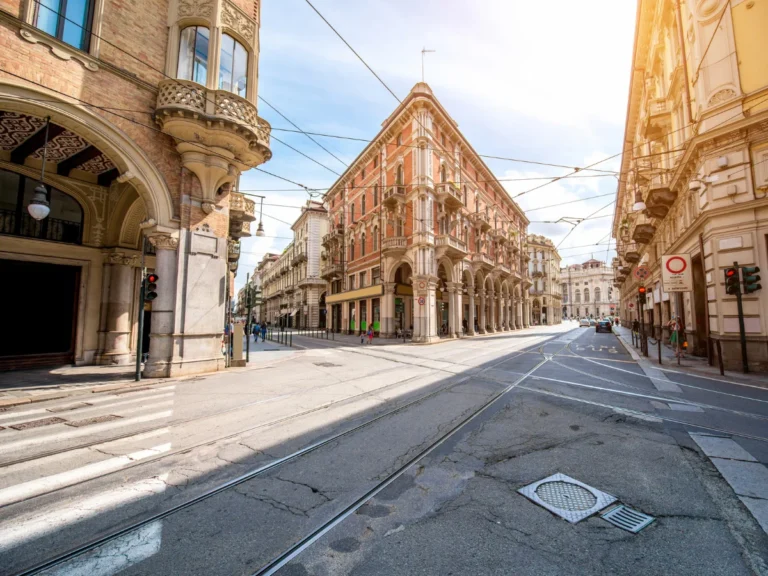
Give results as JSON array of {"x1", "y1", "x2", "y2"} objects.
[
  {"x1": 0, "y1": 394, "x2": 175, "y2": 426},
  {"x1": 0, "y1": 443, "x2": 171, "y2": 507},
  {"x1": 0, "y1": 411, "x2": 173, "y2": 454},
  {"x1": 0, "y1": 474, "x2": 168, "y2": 554}
]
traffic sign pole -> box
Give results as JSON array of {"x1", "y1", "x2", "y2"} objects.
[{"x1": 734, "y1": 261, "x2": 749, "y2": 373}]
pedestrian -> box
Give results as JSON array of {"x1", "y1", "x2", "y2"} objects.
[
  {"x1": 253, "y1": 322, "x2": 260, "y2": 341},
  {"x1": 367, "y1": 326, "x2": 374, "y2": 345},
  {"x1": 632, "y1": 318, "x2": 640, "y2": 336},
  {"x1": 360, "y1": 330, "x2": 365, "y2": 344},
  {"x1": 462, "y1": 318, "x2": 468, "y2": 335},
  {"x1": 260, "y1": 323, "x2": 267, "y2": 342}
]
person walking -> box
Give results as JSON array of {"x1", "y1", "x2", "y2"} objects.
[
  {"x1": 260, "y1": 323, "x2": 267, "y2": 342},
  {"x1": 367, "y1": 326, "x2": 374, "y2": 345}
]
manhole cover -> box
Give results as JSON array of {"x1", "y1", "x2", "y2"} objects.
[
  {"x1": 536, "y1": 481, "x2": 597, "y2": 511},
  {"x1": 314, "y1": 362, "x2": 340, "y2": 368},
  {"x1": 601, "y1": 504, "x2": 655, "y2": 533},
  {"x1": 518, "y1": 473, "x2": 616, "y2": 523}
]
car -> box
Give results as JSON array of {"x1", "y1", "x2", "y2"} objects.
[
  {"x1": 589, "y1": 319, "x2": 597, "y2": 326},
  {"x1": 595, "y1": 319, "x2": 612, "y2": 333},
  {"x1": 579, "y1": 318, "x2": 590, "y2": 327}
]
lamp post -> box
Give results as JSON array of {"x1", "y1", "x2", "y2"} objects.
[
  {"x1": 28, "y1": 117, "x2": 52, "y2": 221},
  {"x1": 256, "y1": 197, "x2": 265, "y2": 237}
]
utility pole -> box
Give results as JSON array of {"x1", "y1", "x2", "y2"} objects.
[{"x1": 245, "y1": 272, "x2": 252, "y2": 363}]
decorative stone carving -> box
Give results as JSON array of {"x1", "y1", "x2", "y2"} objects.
[
  {"x1": 116, "y1": 171, "x2": 137, "y2": 184},
  {"x1": 708, "y1": 88, "x2": 737, "y2": 106},
  {"x1": 19, "y1": 28, "x2": 99, "y2": 71},
  {"x1": 149, "y1": 234, "x2": 179, "y2": 250},
  {"x1": 105, "y1": 252, "x2": 139, "y2": 267},
  {"x1": 201, "y1": 201, "x2": 215, "y2": 214},
  {"x1": 178, "y1": 0, "x2": 212, "y2": 19},
  {"x1": 139, "y1": 218, "x2": 157, "y2": 229},
  {"x1": 221, "y1": 1, "x2": 255, "y2": 43}
]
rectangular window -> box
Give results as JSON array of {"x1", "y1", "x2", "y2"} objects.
[
  {"x1": 372, "y1": 267, "x2": 380, "y2": 285},
  {"x1": 348, "y1": 275, "x2": 355, "y2": 290},
  {"x1": 36, "y1": 0, "x2": 94, "y2": 51},
  {"x1": 350, "y1": 204, "x2": 355, "y2": 223},
  {"x1": 359, "y1": 272, "x2": 366, "y2": 288},
  {"x1": 373, "y1": 156, "x2": 378, "y2": 169}
]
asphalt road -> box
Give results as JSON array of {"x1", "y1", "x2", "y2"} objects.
[{"x1": 1, "y1": 323, "x2": 767, "y2": 576}]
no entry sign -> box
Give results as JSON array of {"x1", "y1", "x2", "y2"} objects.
[{"x1": 661, "y1": 254, "x2": 693, "y2": 292}]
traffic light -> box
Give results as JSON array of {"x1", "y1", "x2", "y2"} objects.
[
  {"x1": 638, "y1": 285, "x2": 647, "y2": 305},
  {"x1": 144, "y1": 272, "x2": 159, "y2": 302},
  {"x1": 742, "y1": 266, "x2": 762, "y2": 294},
  {"x1": 724, "y1": 267, "x2": 741, "y2": 295}
]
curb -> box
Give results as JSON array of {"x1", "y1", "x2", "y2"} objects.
[{"x1": 612, "y1": 329, "x2": 682, "y2": 393}]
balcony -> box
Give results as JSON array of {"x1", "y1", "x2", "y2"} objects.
[
  {"x1": 227, "y1": 240, "x2": 240, "y2": 262},
  {"x1": 532, "y1": 269, "x2": 546, "y2": 278},
  {"x1": 292, "y1": 250, "x2": 307, "y2": 267},
  {"x1": 285, "y1": 286, "x2": 296, "y2": 295},
  {"x1": 470, "y1": 212, "x2": 492, "y2": 232},
  {"x1": 382, "y1": 236, "x2": 407, "y2": 256},
  {"x1": 435, "y1": 182, "x2": 463, "y2": 210},
  {"x1": 383, "y1": 185, "x2": 406, "y2": 209},
  {"x1": 530, "y1": 288, "x2": 545, "y2": 296},
  {"x1": 435, "y1": 234, "x2": 468, "y2": 260},
  {"x1": 230, "y1": 220, "x2": 251, "y2": 239},
  {"x1": 645, "y1": 176, "x2": 677, "y2": 220},
  {"x1": 624, "y1": 249, "x2": 641, "y2": 264},
  {"x1": 155, "y1": 79, "x2": 271, "y2": 168},
  {"x1": 298, "y1": 276, "x2": 327, "y2": 287},
  {"x1": 472, "y1": 252, "x2": 494, "y2": 270},
  {"x1": 322, "y1": 228, "x2": 342, "y2": 248},
  {"x1": 633, "y1": 222, "x2": 656, "y2": 244},
  {"x1": 321, "y1": 262, "x2": 342, "y2": 280},
  {"x1": 497, "y1": 262, "x2": 511, "y2": 276},
  {"x1": 229, "y1": 192, "x2": 256, "y2": 222},
  {"x1": 642, "y1": 97, "x2": 671, "y2": 140}
]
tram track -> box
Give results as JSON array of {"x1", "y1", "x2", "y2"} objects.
[{"x1": 11, "y1": 330, "x2": 573, "y2": 576}]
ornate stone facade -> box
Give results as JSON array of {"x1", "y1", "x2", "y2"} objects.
[
  {"x1": 561, "y1": 260, "x2": 618, "y2": 320},
  {"x1": 613, "y1": 0, "x2": 768, "y2": 371},
  {"x1": 527, "y1": 234, "x2": 562, "y2": 325}
]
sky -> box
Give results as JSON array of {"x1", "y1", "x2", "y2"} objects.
[{"x1": 236, "y1": 0, "x2": 637, "y2": 292}]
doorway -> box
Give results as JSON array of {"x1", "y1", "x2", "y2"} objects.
[
  {"x1": 691, "y1": 254, "x2": 707, "y2": 356},
  {"x1": 0, "y1": 259, "x2": 80, "y2": 369}
]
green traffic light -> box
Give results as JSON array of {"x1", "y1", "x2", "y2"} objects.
[{"x1": 742, "y1": 266, "x2": 762, "y2": 294}]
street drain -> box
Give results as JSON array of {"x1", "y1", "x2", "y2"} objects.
[
  {"x1": 518, "y1": 473, "x2": 616, "y2": 523},
  {"x1": 601, "y1": 505, "x2": 655, "y2": 533},
  {"x1": 314, "y1": 362, "x2": 340, "y2": 368}
]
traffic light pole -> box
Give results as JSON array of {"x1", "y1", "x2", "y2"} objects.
[
  {"x1": 734, "y1": 261, "x2": 749, "y2": 373},
  {"x1": 135, "y1": 242, "x2": 147, "y2": 382},
  {"x1": 246, "y1": 272, "x2": 251, "y2": 364},
  {"x1": 639, "y1": 297, "x2": 647, "y2": 357}
]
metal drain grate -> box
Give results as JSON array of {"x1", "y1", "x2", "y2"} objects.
[
  {"x1": 518, "y1": 473, "x2": 616, "y2": 523},
  {"x1": 314, "y1": 362, "x2": 340, "y2": 368},
  {"x1": 601, "y1": 505, "x2": 655, "y2": 533},
  {"x1": 10, "y1": 417, "x2": 67, "y2": 430},
  {"x1": 66, "y1": 414, "x2": 122, "y2": 427}
]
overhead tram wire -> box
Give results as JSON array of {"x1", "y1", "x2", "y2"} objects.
[{"x1": 556, "y1": 198, "x2": 616, "y2": 250}]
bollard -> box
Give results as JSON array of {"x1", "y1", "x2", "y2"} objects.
[
  {"x1": 290, "y1": 332, "x2": 292, "y2": 347},
  {"x1": 332, "y1": 330, "x2": 335, "y2": 341},
  {"x1": 658, "y1": 337, "x2": 662, "y2": 365},
  {"x1": 716, "y1": 339, "x2": 724, "y2": 376}
]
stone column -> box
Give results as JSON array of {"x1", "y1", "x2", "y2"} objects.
[
  {"x1": 523, "y1": 298, "x2": 530, "y2": 328},
  {"x1": 96, "y1": 252, "x2": 139, "y2": 365},
  {"x1": 516, "y1": 299, "x2": 523, "y2": 329},
  {"x1": 413, "y1": 276, "x2": 439, "y2": 343},
  {"x1": 478, "y1": 291, "x2": 486, "y2": 334},
  {"x1": 467, "y1": 287, "x2": 476, "y2": 336},
  {"x1": 502, "y1": 297, "x2": 509, "y2": 330},
  {"x1": 382, "y1": 282, "x2": 396, "y2": 337},
  {"x1": 446, "y1": 284, "x2": 457, "y2": 338},
  {"x1": 455, "y1": 289, "x2": 463, "y2": 337},
  {"x1": 144, "y1": 234, "x2": 179, "y2": 378}
]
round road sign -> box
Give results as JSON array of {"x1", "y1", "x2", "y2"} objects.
[
  {"x1": 634, "y1": 265, "x2": 650, "y2": 280},
  {"x1": 665, "y1": 256, "x2": 687, "y2": 274},
  {"x1": 628, "y1": 302, "x2": 635, "y2": 309},
  {"x1": 418, "y1": 281, "x2": 426, "y2": 289},
  {"x1": 418, "y1": 296, "x2": 426, "y2": 306}
]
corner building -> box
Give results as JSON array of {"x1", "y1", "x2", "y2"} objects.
[
  {"x1": 323, "y1": 83, "x2": 531, "y2": 343},
  {"x1": 0, "y1": 0, "x2": 270, "y2": 374},
  {"x1": 613, "y1": 0, "x2": 768, "y2": 370},
  {"x1": 527, "y1": 234, "x2": 562, "y2": 325}
]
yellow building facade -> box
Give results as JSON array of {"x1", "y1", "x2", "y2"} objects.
[{"x1": 613, "y1": 0, "x2": 768, "y2": 370}]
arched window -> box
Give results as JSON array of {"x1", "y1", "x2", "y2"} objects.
[
  {"x1": 373, "y1": 226, "x2": 378, "y2": 250},
  {"x1": 349, "y1": 239, "x2": 355, "y2": 261},
  {"x1": 178, "y1": 26, "x2": 210, "y2": 85},
  {"x1": 575, "y1": 289, "x2": 581, "y2": 303},
  {"x1": 373, "y1": 184, "x2": 379, "y2": 207},
  {"x1": 463, "y1": 185, "x2": 467, "y2": 206},
  {"x1": 584, "y1": 288, "x2": 590, "y2": 302},
  {"x1": 396, "y1": 164, "x2": 404, "y2": 186},
  {"x1": 219, "y1": 33, "x2": 248, "y2": 97},
  {"x1": 361, "y1": 233, "x2": 366, "y2": 256},
  {"x1": 361, "y1": 192, "x2": 366, "y2": 215},
  {"x1": 594, "y1": 288, "x2": 601, "y2": 303},
  {"x1": 0, "y1": 168, "x2": 83, "y2": 244},
  {"x1": 350, "y1": 204, "x2": 355, "y2": 223}
]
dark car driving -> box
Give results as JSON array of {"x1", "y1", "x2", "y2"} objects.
[{"x1": 595, "y1": 319, "x2": 612, "y2": 333}]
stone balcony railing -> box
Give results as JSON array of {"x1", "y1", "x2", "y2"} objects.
[
  {"x1": 229, "y1": 192, "x2": 256, "y2": 222},
  {"x1": 227, "y1": 240, "x2": 240, "y2": 262},
  {"x1": 470, "y1": 212, "x2": 491, "y2": 231},
  {"x1": 321, "y1": 262, "x2": 342, "y2": 279},
  {"x1": 382, "y1": 236, "x2": 407, "y2": 254},
  {"x1": 472, "y1": 252, "x2": 494, "y2": 269},
  {"x1": 155, "y1": 79, "x2": 271, "y2": 166},
  {"x1": 383, "y1": 185, "x2": 406, "y2": 208},
  {"x1": 435, "y1": 182, "x2": 463, "y2": 210},
  {"x1": 230, "y1": 220, "x2": 251, "y2": 239},
  {"x1": 435, "y1": 234, "x2": 468, "y2": 260}
]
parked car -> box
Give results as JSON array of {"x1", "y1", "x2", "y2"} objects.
[
  {"x1": 595, "y1": 319, "x2": 612, "y2": 333},
  {"x1": 579, "y1": 318, "x2": 590, "y2": 327}
]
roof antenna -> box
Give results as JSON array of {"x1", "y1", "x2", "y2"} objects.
[{"x1": 421, "y1": 47, "x2": 435, "y2": 82}]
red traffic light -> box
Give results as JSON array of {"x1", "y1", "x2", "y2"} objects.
[
  {"x1": 638, "y1": 286, "x2": 647, "y2": 294},
  {"x1": 146, "y1": 273, "x2": 159, "y2": 283},
  {"x1": 725, "y1": 268, "x2": 737, "y2": 278}
]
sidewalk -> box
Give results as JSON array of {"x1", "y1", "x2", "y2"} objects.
[
  {"x1": 0, "y1": 337, "x2": 297, "y2": 408},
  {"x1": 612, "y1": 324, "x2": 768, "y2": 388}
]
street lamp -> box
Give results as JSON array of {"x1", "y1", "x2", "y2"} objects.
[
  {"x1": 255, "y1": 197, "x2": 265, "y2": 237},
  {"x1": 28, "y1": 118, "x2": 51, "y2": 221}
]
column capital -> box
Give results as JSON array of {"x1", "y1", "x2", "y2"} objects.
[
  {"x1": 383, "y1": 282, "x2": 397, "y2": 294},
  {"x1": 103, "y1": 250, "x2": 140, "y2": 267},
  {"x1": 148, "y1": 234, "x2": 179, "y2": 251}
]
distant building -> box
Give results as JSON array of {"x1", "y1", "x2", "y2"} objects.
[
  {"x1": 527, "y1": 235, "x2": 562, "y2": 325},
  {"x1": 260, "y1": 201, "x2": 328, "y2": 328},
  {"x1": 561, "y1": 259, "x2": 618, "y2": 319}
]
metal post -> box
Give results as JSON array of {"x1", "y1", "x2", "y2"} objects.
[
  {"x1": 245, "y1": 273, "x2": 251, "y2": 364},
  {"x1": 135, "y1": 272, "x2": 145, "y2": 382},
  {"x1": 735, "y1": 270, "x2": 749, "y2": 373},
  {"x1": 289, "y1": 332, "x2": 292, "y2": 347},
  {"x1": 716, "y1": 339, "x2": 725, "y2": 375},
  {"x1": 658, "y1": 337, "x2": 662, "y2": 365}
]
